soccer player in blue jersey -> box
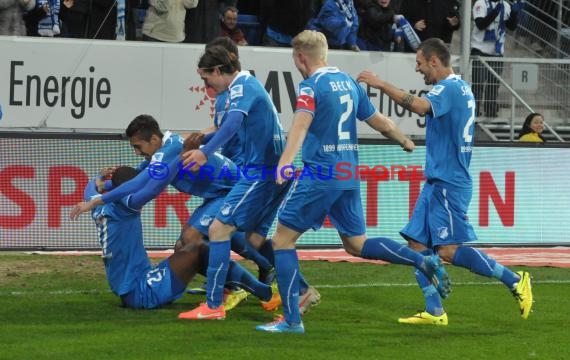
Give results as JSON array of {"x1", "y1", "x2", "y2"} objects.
[
  {"x1": 190, "y1": 37, "x2": 244, "y2": 167},
  {"x1": 255, "y1": 30, "x2": 451, "y2": 334},
  {"x1": 80, "y1": 165, "x2": 276, "y2": 311},
  {"x1": 69, "y1": 115, "x2": 274, "y2": 310},
  {"x1": 357, "y1": 37, "x2": 533, "y2": 325},
  {"x1": 178, "y1": 45, "x2": 320, "y2": 320}
]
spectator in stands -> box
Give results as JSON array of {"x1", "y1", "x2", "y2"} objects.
[
  {"x1": 0, "y1": 0, "x2": 36, "y2": 35},
  {"x1": 220, "y1": 5, "x2": 247, "y2": 45},
  {"x1": 399, "y1": 0, "x2": 460, "y2": 52},
  {"x1": 307, "y1": 0, "x2": 360, "y2": 51},
  {"x1": 471, "y1": 0, "x2": 523, "y2": 117},
  {"x1": 184, "y1": 0, "x2": 219, "y2": 44},
  {"x1": 59, "y1": 0, "x2": 124, "y2": 39},
  {"x1": 36, "y1": 0, "x2": 60, "y2": 36},
  {"x1": 260, "y1": 0, "x2": 320, "y2": 47},
  {"x1": 518, "y1": 112, "x2": 546, "y2": 142},
  {"x1": 143, "y1": 0, "x2": 198, "y2": 42},
  {"x1": 355, "y1": 0, "x2": 397, "y2": 51}
]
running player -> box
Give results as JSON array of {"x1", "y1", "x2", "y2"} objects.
[
  {"x1": 255, "y1": 30, "x2": 450, "y2": 334},
  {"x1": 178, "y1": 45, "x2": 318, "y2": 321},
  {"x1": 357, "y1": 37, "x2": 533, "y2": 325}
]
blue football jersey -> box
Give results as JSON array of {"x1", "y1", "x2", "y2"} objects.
[
  {"x1": 214, "y1": 90, "x2": 244, "y2": 166},
  {"x1": 86, "y1": 180, "x2": 151, "y2": 297},
  {"x1": 424, "y1": 74, "x2": 475, "y2": 189},
  {"x1": 295, "y1": 66, "x2": 376, "y2": 189},
  {"x1": 227, "y1": 71, "x2": 286, "y2": 170},
  {"x1": 101, "y1": 132, "x2": 236, "y2": 204}
]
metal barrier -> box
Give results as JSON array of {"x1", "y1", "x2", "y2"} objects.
[
  {"x1": 513, "y1": 0, "x2": 570, "y2": 59},
  {"x1": 470, "y1": 56, "x2": 570, "y2": 141}
]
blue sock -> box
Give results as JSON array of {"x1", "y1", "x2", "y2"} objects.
[
  {"x1": 261, "y1": 239, "x2": 310, "y2": 293},
  {"x1": 206, "y1": 240, "x2": 231, "y2": 308},
  {"x1": 226, "y1": 260, "x2": 272, "y2": 301},
  {"x1": 451, "y1": 246, "x2": 519, "y2": 288},
  {"x1": 414, "y1": 249, "x2": 444, "y2": 316},
  {"x1": 275, "y1": 249, "x2": 302, "y2": 325},
  {"x1": 361, "y1": 237, "x2": 423, "y2": 268},
  {"x1": 230, "y1": 233, "x2": 272, "y2": 271}
]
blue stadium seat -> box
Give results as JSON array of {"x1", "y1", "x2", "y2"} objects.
[{"x1": 237, "y1": 14, "x2": 263, "y2": 46}]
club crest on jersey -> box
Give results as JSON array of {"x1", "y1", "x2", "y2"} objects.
[
  {"x1": 221, "y1": 203, "x2": 232, "y2": 216},
  {"x1": 151, "y1": 152, "x2": 164, "y2": 163},
  {"x1": 437, "y1": 227, "x2": 449, "y2": 239},
  {"x1": 200, "y1": 215, "x2": 214, "y2": 227},
  {"x1": 230, "y1": 85, "x2": 243, "y2": 99}
]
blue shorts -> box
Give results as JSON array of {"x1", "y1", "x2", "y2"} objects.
[
  {"x1": 120, "y1": 259, "x2": 186, "y2": 309},
  {"x1": 400, "y1": 182, "x2": 477, "y2": 248},
  {"x1": 216, "y1": 178, "x2": 291, "y2": 235},
  {"x1": 278, "y1": 180, "x2": 366, "y2": 237},
  {"x1": 186, "y1": 197, "x2": 226, "y2": 237}
]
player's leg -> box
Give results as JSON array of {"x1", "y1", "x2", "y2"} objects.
[
  {"x1": 231, "y1": 231, "x2": 273, "y2": 279},
  {"x1": 330, "y1": 189, "x2": 450, "y2": 298},
  {"x1": 252, "y1": 180, "x2": 313, "y2": 292},
  {"x1": 256, "y1": 181, "x2": 332, "y2": 333},
  {"x1": 255, "y1": 221, "x2": 305, "y2": 333},
  {"x1": 439, "y1": 243, "x2": 533, "y2": 319},
  {"x1": 398, "y1": 183, "x2": 448, "y2": 324}
]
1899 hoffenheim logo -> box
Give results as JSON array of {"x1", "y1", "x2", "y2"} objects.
[{"x1": 221, "y1": 203, "x2": 232, "y2": 216}]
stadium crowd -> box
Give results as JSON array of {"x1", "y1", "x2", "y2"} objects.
[{"x1": 0, "y1": 0, "x2": 463, "y2": 52}]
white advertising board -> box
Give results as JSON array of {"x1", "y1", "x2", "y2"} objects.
[{"x1": 0, "y1": 36, "x2": 430, "y2": 135}]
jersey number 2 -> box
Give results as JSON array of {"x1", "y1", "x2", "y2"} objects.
[
  {"x1": 338, "y1": 94, "x2": 353, "y2": 140},
  {"x1": 463, "y1": 99, "x2": 475, "y2": 143}
]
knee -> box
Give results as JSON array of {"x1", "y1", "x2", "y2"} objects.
[
  {"x1": 436, "y1": 246, "x2": 456, "y2": 263},
  {"x1": 176, "y1": 227, "x2": 203, "y2": 252}
]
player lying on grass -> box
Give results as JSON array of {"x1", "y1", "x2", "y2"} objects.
[
  {"x1": 74, "y1": 165, "x2": 278, "y2": 313},
  {"x1": 69, "y1": 115, "x2": 281, "y2": 311}
]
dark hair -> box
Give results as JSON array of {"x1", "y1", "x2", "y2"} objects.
[
  {"x1": 417, "y1": 38, "x2": 451, "y2": 67},
  {"x1": 518, "y1": 112, "x2": 546, "y2": 141},
  {"x1": 198, "y1": 45, "x2": 241, "y2": 74},
  {"x1": 111, "y1": 166, "x2": 139, "y2": 188},
  {"x1": 222, "y1": 5, "x2": 239, "y2": 16},
  {"x1": 206, "y1": 36, "x2": 239, "y2": 58},
  {"x1": 125, "y1": 114, "x2": 163, "y2": 141}
]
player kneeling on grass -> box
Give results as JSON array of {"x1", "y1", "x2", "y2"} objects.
[{"x1": 72, "y1": 166, "x2": 278, "y2": 312}]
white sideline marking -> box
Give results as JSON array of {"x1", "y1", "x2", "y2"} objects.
[{"x1": 1, "y1": 279, "x2": 569, "y2": 296}]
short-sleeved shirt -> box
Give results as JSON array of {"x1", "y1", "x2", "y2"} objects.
[
  {"x1": 295, "y1": 66, "x2": 376, "y2": 189},
  {"x1": 423, "y1": 74, "x2": 475, "y2": 190},
  {"x1": 227, "y1": 71, "x2": 286, "y2": 171}
]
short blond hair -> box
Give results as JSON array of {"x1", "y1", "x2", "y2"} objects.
[{"x1": 292, "y1": 30, "x2": 328, "y2": 62}]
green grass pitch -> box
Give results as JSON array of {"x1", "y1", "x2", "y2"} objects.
[{"x1": 1, "y1": 254, "x2": 569, "y2": 360}]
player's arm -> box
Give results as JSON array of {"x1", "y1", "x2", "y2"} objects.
[
  {"x1": 276, "y1": 111, "x2": 313, "y2": 183},
  {"x1": 357, "y1": 71, "x2": 431, "y2": 116},
  {"x1": 366, "y1": 112, "x2": 415, "y2": 152},
  {"x1": 181, "y1": 111, "x2": 244, "y2": 169},
  {"x1": 83, "y1": 179, "x2": 101, "y2": 200}
]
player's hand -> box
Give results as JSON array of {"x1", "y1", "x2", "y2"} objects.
[
  {"x1": 357, "y1": 71, "x2": 383, "y2": 89},
  {"x1": 180, "y1": 149, "x2": 207, "y2": 171},
  {"x1": 402, "y1": 138, "x2": 415, "y2": 152},
  {"x1": 69, "y1": 200, "x2": 97, "y2": 220},
  {"x1": 95, "y1": 177, "x2": 106, "y2": 193},
  {"x1": 99, "y1": 166, "x2": 118, "y2": 178},
  {"x1": 276, "y1": 163, "x2": 295, "y2": 185},
  {"x1": 183, "y1": 132, "x2": 205, "y2": 152}
]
